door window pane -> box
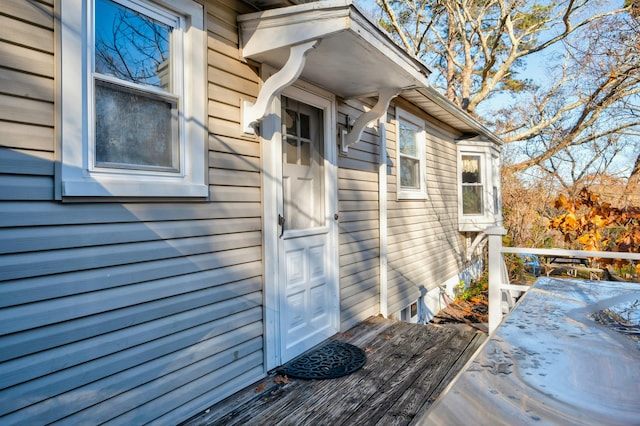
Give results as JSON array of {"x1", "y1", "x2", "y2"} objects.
[
  {"x1": 300, "y1": 113, "x2": 310, "y2": 139},
  {"x1": 281, "y1": 97, "x2": 325, "y2": 230},
  {"x1": 300, "y1": 141, "x2": 311, "y2": 166},
  {"x1": 284, "y1": 109, "x2": 297, "y2": 136},
  {"x1": 285, "y1": 139, "x2": 298, "y2": 164}
]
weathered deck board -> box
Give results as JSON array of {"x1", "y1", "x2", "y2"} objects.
[
  {"x1": 327, "y1": 325, "x2": 459, "y2": 426},
  {"x1": 182, "y1": 317, "x2": 485, "y2": 426}
]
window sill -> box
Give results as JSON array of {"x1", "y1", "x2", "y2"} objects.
[
  {"x1": 397, "y1": 190, "x2": 428, "y2": 201},
  {"x1": 62, "y1": 179, "x2": 209, "y2": 199},
  {"x1": 459, "y1": 216, "x2": 500, "y2": 232}
]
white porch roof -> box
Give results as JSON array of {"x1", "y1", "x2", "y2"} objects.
[
  {"x1": 237, "y1": 0, "x2": 430, "y2": 99},
  {"x1": 237, "y1": 0, "x2": 503, "y2": 147}
]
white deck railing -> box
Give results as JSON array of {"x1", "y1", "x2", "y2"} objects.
[{"x1": 485, "y1": 227, "x2": 640, "y2": 333}]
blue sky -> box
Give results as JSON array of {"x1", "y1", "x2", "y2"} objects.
[{"x1": 354, "y1": 0, "x2": 637, "y2": 179}]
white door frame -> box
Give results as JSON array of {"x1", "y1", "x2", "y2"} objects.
[{"x1": 262, "y1": 79, "x2": 338, "y2": 371}]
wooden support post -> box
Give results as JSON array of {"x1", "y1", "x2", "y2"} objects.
[{"x1": 485, "y1": 226, "x2": 506, "y2": 333}]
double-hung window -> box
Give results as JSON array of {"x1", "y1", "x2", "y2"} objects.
[
  {"x1": 396, "y1": 108, "x2": 427, "y2": 199},
  {"x1": 60, "y1": 0, "x2": 206, "y2": 198}
]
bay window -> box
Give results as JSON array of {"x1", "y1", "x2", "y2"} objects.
[{"x1": 457, "y1": 139, "x2": 502, "y2": 231}]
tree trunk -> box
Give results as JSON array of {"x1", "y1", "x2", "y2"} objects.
[{"x1": 445, "y1": 11, "x2": 457, "y2": 104}]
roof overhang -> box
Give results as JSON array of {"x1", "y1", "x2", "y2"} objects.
[
  {"x1": 237, "y1": 0, "x2": 504, "y2": 149},
  {"x1": 401, "y1": 87, "x2": 504, "y2": 147},
  {"x1": 237, "y1": 0, "x2": 430, "y2": 99}
]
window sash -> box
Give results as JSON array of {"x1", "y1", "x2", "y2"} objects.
[
  {"x1": 398, "y1": 118, "x2": 424, "y2": 192},
  {"x1": 400, "y1": 156, "x2": 420, "y2": 189},
  {"x1": 462, "y1": 184, "x2": 484, "y2": 215},
  {"x1": 94, "y1": 0, "x2": 177, "y2": 89},
  {"x1": 90, "y1": 0, "x2": 185, "y2": 175},
  {"x1": 93, "y1": 78, "x2": 180, "y2": 172},
  {"x1": 461, "y1": 154, "x2": 485, "y2": 215}
]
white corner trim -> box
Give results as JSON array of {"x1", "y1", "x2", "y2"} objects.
[
  {"x1": 341, "y1": 88, "x2": 399, "y2": 152},
  {"x1": 379, "y1": 114, "x2": 388, "y2": 318},
  {"x1": 242, "y1": 40, "x2": 319, "y2": 133}
]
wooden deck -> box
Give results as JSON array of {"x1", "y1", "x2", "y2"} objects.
[{"x1": 182, "y1": 316, "x2": 486, "y2": 426}]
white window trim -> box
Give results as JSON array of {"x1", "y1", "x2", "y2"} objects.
[
  {"x1": 457, "y1": 142, "x2": 501, "y2": 231},
  {"x1": 59, "y1": 0, "x2": 207, "y2": 199},
  {"x1": 395, "y1": 108, "x2": 427, "y2": 200}
]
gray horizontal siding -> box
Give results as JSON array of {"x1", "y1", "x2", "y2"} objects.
[
  {"x1": 0, "y1": 212, "x2": 265, "y2": 422},
  {"x1": 2, "y1": 326, "x2": 263, "y2": 425},
  {"x1": 0, "y1": 201, "x2": 262, "y2": 227},
  {"x1": 0, "y1": 217, "x2": 261, "y2": 255},
  {"x1": 336, "y1": 108, "x2": 381, "y2": 329},
  {"x1": 0, "y1": 4, "x2": 55, "y2": 202},
  {"x1": 0, "y1": 1, "x2": 267, "y2": 425},
  {"x1": 0, "y1": 231, "x2": 262, "y2": 282},
  {"x1": 386, "y1": 101, "x2": 466, "y2": 315}
]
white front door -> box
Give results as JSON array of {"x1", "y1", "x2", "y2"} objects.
[
  {"x1": 278, "y1": 93, "x2": 338, "y2": 363},
  {"x1": 266, "y1": 87, "x2": 338, "y2": 365}
]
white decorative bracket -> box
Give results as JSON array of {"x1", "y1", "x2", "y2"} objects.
[
  {"x1": 341, "y1": 88, "x2": 400, "y2": 153},
  {"x1": 242, "y1": 40, "x2": 319, "y2": 133}
]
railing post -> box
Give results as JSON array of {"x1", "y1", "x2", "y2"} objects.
[{"x1": 485, "y1": 226, "x2": 507, "y2": 333}]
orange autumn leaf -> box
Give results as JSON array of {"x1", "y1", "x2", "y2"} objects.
[
  {"x1": 274, "y1": 375, "x2": 290, "y2": 385},
  {"x1": 563, "y1": 213, "x2": 579, "y2": 230},
  {"x1": 553, "y1": 194, "x2": 568, "y2": 209},
  {"x1": 591, "y1": 215, "x2": 606, "y2": 228}
]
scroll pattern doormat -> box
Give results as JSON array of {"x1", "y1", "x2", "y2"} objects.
[{"x1": 277, "y1": 340, "x2": 367, "y2": 379}]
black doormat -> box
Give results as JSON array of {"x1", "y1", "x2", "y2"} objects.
[{"x1": 277, "y1": 340, "x2": 367, "y2": 380}]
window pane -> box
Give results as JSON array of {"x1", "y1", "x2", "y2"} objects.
[
  {"x1": 284, "y1": 138, "x2": 298, "y2": 164},
  {"x1": 400, "y1": 156, "x2": 420, "y2": 188},
  {"x1": 462, "y1": 155, "x2": 481, "y2": 183},
  {"x1": 399, "y1": 123, "x2": 418, "y2": 157},
  {"x1": 95, "y1": 0, "x2": 172, "y2": 90},
  {"x1": 281, "y1": 97, "x2": 325, "y2": 229},
  {"x1": 300, "y1": 113, "x2": 310, "y2": 139},
  {"x1": 300, "y1": 141, "x2": 311, "y2": 166},
  {"x1": 463, "y1": 185, "x2": 483, "y2": 215},
  {"x1": 95, "y1": 81, "x2": 178, "y2": 170},
  {"x1": 284, "y1": 109, "x2": 297, "y2": 136}
]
